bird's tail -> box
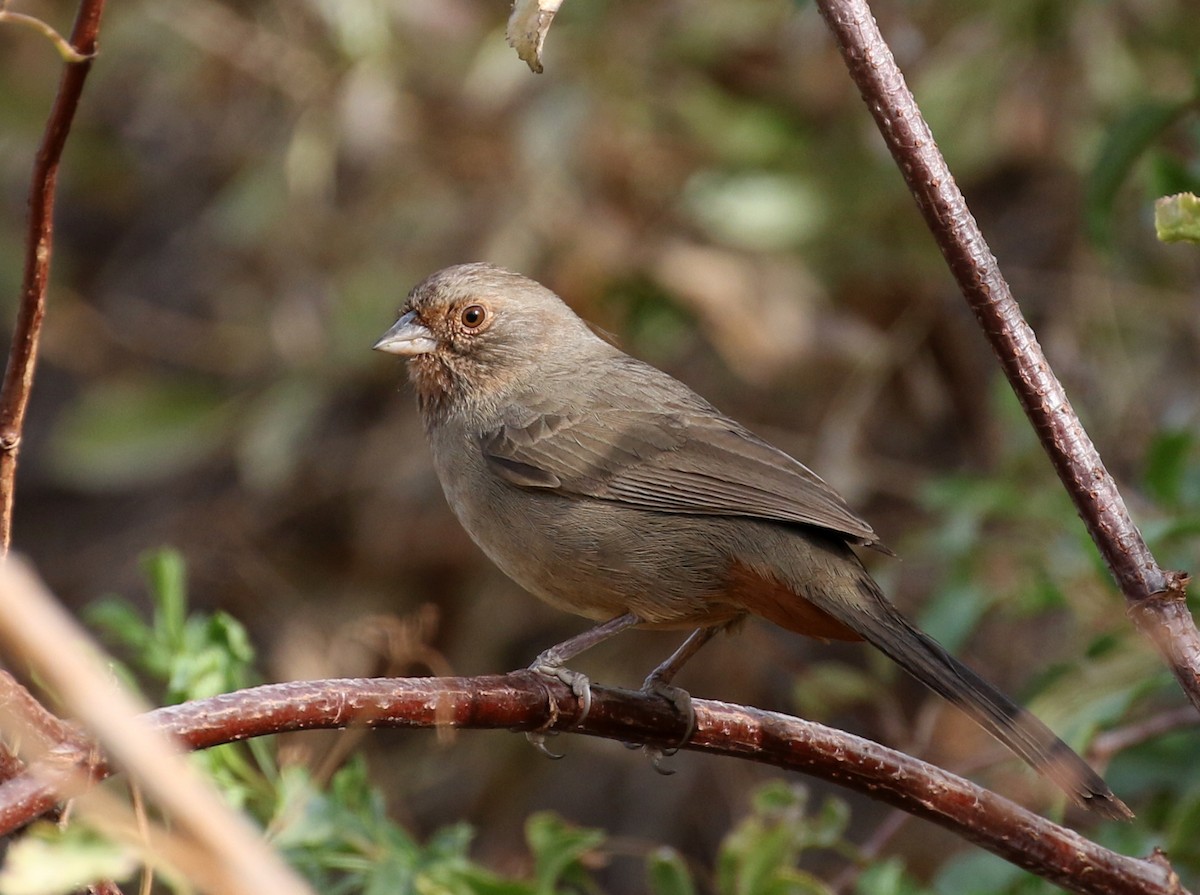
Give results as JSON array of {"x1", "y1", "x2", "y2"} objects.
[{"x1": 839, "y1": 576, "x2": 1131, "y2": 820}]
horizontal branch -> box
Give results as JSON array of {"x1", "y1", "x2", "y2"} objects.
[{"x1": 0, "y1": 674, "x2": 1183, "y2": 895}]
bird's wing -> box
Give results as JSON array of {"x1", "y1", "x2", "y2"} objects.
[{"x1": 481, "y1": 396, "x2": 884, "y2": 548}]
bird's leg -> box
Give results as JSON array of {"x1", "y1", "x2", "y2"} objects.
[
  {"x1": 642, "y1": 625, "x2": 719, "y2": 704},
  {"x1": 636, "y1": 625, "x2": 721, "y2": 773},
  {"x1": 527, "y1": 611, "x2": 641, "y2": 756}
]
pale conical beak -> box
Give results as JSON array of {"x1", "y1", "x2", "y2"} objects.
[{"x1": 373, "y1": 310, "x2": 437, "y2": 356}]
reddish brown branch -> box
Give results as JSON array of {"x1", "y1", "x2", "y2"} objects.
[
  {"x1": 0, "y1": 669, "x2": 91, "y2": 785},
  {"x1": 812, "y1": 0, "x2": 1200, "y2": 706},
  {"x1": 0, "y1": 0, "x2": 107, "y2": 553},
  {"x1": 0, "y1": 670, "x2": 83, "y2": 750},
  {"x1": 0, "y1": 676, "x2": 1184, "y2": 895}
]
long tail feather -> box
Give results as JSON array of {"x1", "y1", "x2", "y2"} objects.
[{"x1": 842, "y1": 578, "x2": 1130, "y2": 819}]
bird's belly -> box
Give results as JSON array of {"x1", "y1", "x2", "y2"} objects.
[{"x1": 449, "y1": 483, "x2": 737, "y2": 628}]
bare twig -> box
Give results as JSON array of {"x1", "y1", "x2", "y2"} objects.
[
  {"x1": 1091, "y1": 707, "x2": 1200, "y2": 766},
  {"x1": 830, "y1": 809, "x2": 910, "y2": 894},
  {"x1": 0, "y1": 8, "x2": 92, "y2": 62},
  {"x1": 0, "y1": 0, "x2": 107, "y2": 553},
  {"x1": 811, "y1": 0, "x2": 1200, "y2": 707},
  {"x1": 0, "y1": 675, "x2": 1184, "y2": 895}
]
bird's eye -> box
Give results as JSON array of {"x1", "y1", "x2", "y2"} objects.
[{"x1": 461, "y1": 305, "x2": 487, "y2": 328}]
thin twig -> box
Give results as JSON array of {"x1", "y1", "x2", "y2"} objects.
[
  {"x1": 0, "y1": 675, "x2": 1184, "y2": 895},
  {"x1": 830, "y1": 809, "x2": 910, "y2": 894},
  {"x1": 1091, "y1": 707, "x2": 1200, "y2": 766},
  {"x1": 0, "y1": 9, "x2": 93, "y2": 62},
  {"x1": 811, "y1": 0, "x2": 1200, "y2": 707},
  {"x1": 0, "y1": 0, "x2": 107, "y2": 553}
]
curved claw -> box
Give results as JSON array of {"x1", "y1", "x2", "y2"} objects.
[
  {"x1": 646, "y1": 745, "x2": 677, "y2": 775},
  {"x1": 526, "y1": 730, "x2": 565, "y2": 760},
  {"x1": 641, "y1": 678, "x2": 697, "y2": 750},
  {"x1": 531, "y1": 663, "x2": 593, "y2": 724}
]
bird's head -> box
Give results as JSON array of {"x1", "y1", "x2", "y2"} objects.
[{"x1": 374, "y1": 263, "x2": 601, "y2": 423}]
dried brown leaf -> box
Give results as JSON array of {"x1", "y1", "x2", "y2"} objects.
[{"x1": 506, "y1": 0, "x2": 564, "y2": 73}]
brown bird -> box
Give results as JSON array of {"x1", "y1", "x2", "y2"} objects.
[{"x1": 374, "y1": 262, "x2": 1129, "y2": 819}]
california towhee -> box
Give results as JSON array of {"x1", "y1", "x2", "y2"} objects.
[{"x1": 375, "y1": 262, "x2": 1129, "y2": 819}]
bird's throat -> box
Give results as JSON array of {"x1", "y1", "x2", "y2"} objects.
[{"x1": 408, "y1": 355, "x2": 459, "y2": 424}]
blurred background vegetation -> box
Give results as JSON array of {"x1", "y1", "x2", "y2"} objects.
[{"x1": 1, "y1": 0, "x2": 1199, "y2": 891}]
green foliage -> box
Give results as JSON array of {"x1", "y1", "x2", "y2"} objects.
[
  {"x1": 1084, "y1": 74, "x2": 1200, "y2": 249},
  {"x1": 1139, "y1": 428, "x2": 1200, "y2": 581},
  {"x1": 1085, "y1": 100, "x2": 1192, "y2": 247},
  {"x1": 855, "y1": 859, "x2": 933, "y2": 895},
  {"x1": 715, "y1": 783, "x2": 850, "y2": 895},
  {"x1": 646, "y1": 848, "x2": 695, "y2": 895},
  {"x1": 0, "y1": 824, "x2": 137, "y2": 895},
  {"x1": 270, "y1": 759, "x2": 531, "y2": 895},
  {"x1": 86, "y1": 549, "x2": 256, "y2": 704},
  {"x1": 1144, "y1": 429, "x2": 1200, "y2": 508},
  {"x1": 87, "y1": 549, "x2": 277, "y2": 816}
]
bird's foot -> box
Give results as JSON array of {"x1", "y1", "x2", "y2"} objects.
[
  {"x1": 642, "y1": 676, "x2": 695, "y2": 728},
  {"x1": 524, "y1": 658, "x2": 593, "y2": 759},
  {"x1": 530, "y1": 660, "x2": 593, "y2": 723},
  {"x1": 630, "y1": 674, "x2": 696, "y2": 774}
]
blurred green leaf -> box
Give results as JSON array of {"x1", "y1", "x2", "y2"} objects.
[
  {"x1": 1144, "y1": 429, "x2": 1197, "y2": 506},
  {"x1": 647, "y1": 848, "x2": 696, "y2": 895},
  {"x1": 683, "y1": 170, "x2": 825, "y2": 250},
  {"x1": 0, "y1": 822, "x2": 136, "y2": 895},
  {"x1": 717, "y1": 784, "x2": 856, "y2": 895},
  {"x1": 1086, "y1": 100, "x2": 1187, "y2": 246},
  {"x1": 933, "y1": 849, "x2": 1043, "y2": 895},
  {"x1": 1150, "y1": 152, "x2": 1200, "y2": 204},
  {"x1": 606, "y1": 276, "x2": 698, "y2": 362},
  {"x1": 792, "y1": 661, "x2": 877, "y2": 719},
  {"x1": 1011, "y1": 573, "x2": 1067, "y2": 617},
  {"x1": 753, "y1": 781, "x2": 809, "y2": 816},
  {"x1": 916, "y1": 582, "x2": 993, "y2": 653},
  {"x1": 50, "y1": 379, "x2": 232, "y2": 489},
  {"x1": 1163, "y1": 784, "x2": 1200, "y2": 868},
  {"x1": 144, "y1": 548, "x2": 187, "y2": 647},
  {"x1": 526, "y1": 812, "x2": 606, "y2": 895},
  {"x1": 810, "y1": 797, "x2": 851, "y2": 850},
  {"x1": 674, "y1": 85, "x2": 802, "y2": 166},
  {"x1": 1108, "y1": 729, "x2": 1200, "y2": 800},
  {"x1": 89, "y1": 548, "x2": 256, "y2": 704},
  {"x1": 855, "y1": 858, "x2": 934, "y2": 895}
]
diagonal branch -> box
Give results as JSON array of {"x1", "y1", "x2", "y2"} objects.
[
  {"x1": 0, "y1": 0, "x2": 107, "y2": 553},
  {"x1": 812, "y1": 0, "x2": 1199, "y2": 707},
  {"x1": 0, "y1": 675, "x2": 1185, "y2": 895}
]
